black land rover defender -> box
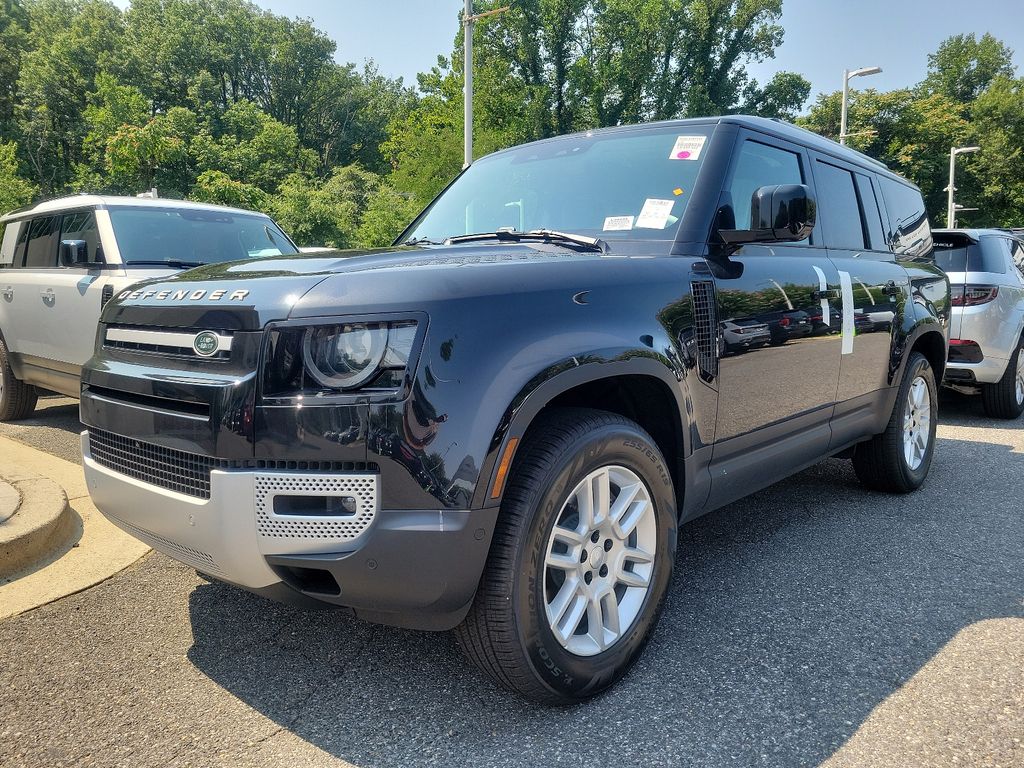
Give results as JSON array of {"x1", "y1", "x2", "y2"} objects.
[{"x1": 80, "y1": 116, "x2": 949, "y2": 703}]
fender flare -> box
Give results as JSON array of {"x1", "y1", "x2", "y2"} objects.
[{"x1": 472, "y1": 354, "x2": 690, "y2": 510}]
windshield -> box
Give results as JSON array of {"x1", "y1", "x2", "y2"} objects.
[
  {"x1": 402, "y1": 126, "x2": 714, "y2": 243},
  {"x1": 109, "y1": 207, "x2": 298, "y2": 266}
]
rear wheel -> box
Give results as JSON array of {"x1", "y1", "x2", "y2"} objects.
[
  {"x1": 981, "y1": 340, "x2": 1024, "y2": 420},
  {"x1": 852, "y1": 351, "x2": 937, "y2": 493},
  {"x1": 0, "y1": 337, "x2": 37, "y2": 421},
  {"x1": 456, "y1": 408, "x2": 677, "y2": 704}
]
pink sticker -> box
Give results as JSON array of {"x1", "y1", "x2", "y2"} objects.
[
  {"x1": 669, "y1": 135, "x2": 706, "y2": 160},
  {"x1": 676, "y1": 151, "x2": 691, "y2": 159}
]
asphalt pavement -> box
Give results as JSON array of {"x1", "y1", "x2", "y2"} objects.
[{"x1": 0, "y1": 391, "x2": 1021, "y2": 767}]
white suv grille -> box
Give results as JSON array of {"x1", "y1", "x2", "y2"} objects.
[{"x1": 255, "y1": 473, "x2": 378, "y2": 554}]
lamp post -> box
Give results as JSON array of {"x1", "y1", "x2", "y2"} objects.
[
  {"x1": 946, "y1": 146, "x2": 980, "y2": 228},
  {"x1": 463, "y1": 2, "x2": 509, "y2": 168},
  {"x1": 839, "y1": 66, "x2": 882, "y2": 145}
]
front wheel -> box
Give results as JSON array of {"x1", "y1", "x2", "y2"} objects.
[
  {"x1": 981, "y1": 340, "x2": 1024, "y2": 420},
  {"x1": 456, "y1": 408, "x2": 677, "y2": 704},
  {"x1": 0, "y1": 336, "x2": 37, "y2": 421},
  {"x1": 852, "y1": 351, "x2": 937, "y2": 493}
]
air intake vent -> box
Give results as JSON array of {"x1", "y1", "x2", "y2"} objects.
[
  {"x1": 690, "y1": 280, "x2": 719, "y2": 380},
  {"x1": 101, "y1": 284, "x2": 114, "y2": 306}
]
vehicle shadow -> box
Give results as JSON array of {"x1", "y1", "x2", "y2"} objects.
[{"x1": 186, "y1": 433, "x2": 1024, "y2": 767}]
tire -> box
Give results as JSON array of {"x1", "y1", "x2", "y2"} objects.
[
  {"x1": 981, "y1": 339, "x2": 1024, "y2": 420},
  {"x1": 852, "y1": 351, "x2": 937, "y2": 493},
  {"x1": 0, "y1": 336, "x2": 37, "y2": 421},
  {"x1": 455, "y1": 407, "x2": 677, "y2": 704}
]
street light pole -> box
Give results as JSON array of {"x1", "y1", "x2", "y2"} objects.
[
  {"x1": 462, "y1": 3, "x2": 509, "y2": 168},
  {"x1": 839, "y1": 66, "x2": 882, "y2": 145},
  {"x1": 946, "y1": 145, "x2": 981, "y2": 228}
]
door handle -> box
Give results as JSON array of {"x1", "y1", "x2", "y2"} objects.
[
  {"x1": 40, "y1": 288, "x2": 55, "y2": 301},
  {"x1": 812, "y1": 289, "x2": 840, "y2": 300},
  {"x1": 1, "y1": 286, "x2": 12, "y2": 300}
]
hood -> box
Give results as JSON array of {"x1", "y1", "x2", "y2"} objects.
[{"x1": 101, "y1": 243, "x2": 612, "y2": 329}]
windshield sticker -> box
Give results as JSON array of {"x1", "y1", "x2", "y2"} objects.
[
  {"x1": 669, "y1": 135, "x2": 706, "y2": 160},
  {"x1": 603, "y1": 215, "x2": 635, "y2": 231},
  {"x1": 636, "y1": 198, "x2": 675, "y2": 229},
  {"x1": 673, "y1": 187, "x2": 684, "y2": 196}
]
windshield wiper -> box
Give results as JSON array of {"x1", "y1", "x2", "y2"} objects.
[
  {"x1": 403, "y1": 237, "x2": 445, "y2": 246},
  {"x1": 445, "y1": 229, "x2": 607, "y2": 253},
  {"x1": 126, "y1": 259, "x2": 207, "y2": 269}
]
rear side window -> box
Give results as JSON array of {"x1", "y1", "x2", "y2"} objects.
[
  {"x1": 728, "y1": 140, "x2": 807, "y2": 244},
  {"x1": 23, "y1": 216, "x2": 60, "y2": 268},
  {"x1": 934, "y1": 238, "x2": 1006, "y2": 274},
  {"x1": 59, "y1": 210, "x2": 102, "y2": 263},
  {"x1": 814, "y1": 161, "x2": 864, "y2": 250},
  {"x1": 854, "y1": 174, "x2": 887, "y2": 251},
  {"x1": 878, "y1": 177, "x2": 932, "y2": 259},
  {"x1": 1010, "y1": 239, "x2": 1024, "y2": 277},
  {"x1": 0, "y1": 222, "x2": 16, "y2": 267}
]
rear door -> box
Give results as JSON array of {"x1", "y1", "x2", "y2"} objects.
[
  {"x1": 1, "y1": 215, "x2": 61, "y2": 363},
  {"x1": 809, "y1": 157, "x2": 910, "y2": 445},
  {"x1": 705, "y1": 130, "x2": 843, "y2": 509}
]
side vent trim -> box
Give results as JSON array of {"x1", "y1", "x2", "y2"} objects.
[{"x1": 690, "y1": 280, "x2": 719, "y2": 381}]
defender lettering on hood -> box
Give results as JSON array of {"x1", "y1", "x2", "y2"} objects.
[{"x1": 117, "y1": 288, "x2": 251, "y2": 302}]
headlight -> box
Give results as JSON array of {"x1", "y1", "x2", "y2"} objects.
[
  {"x1": 303, "y1": 323, "x2": 389, "y2": 389},
  {"x1": 263, "y1": 319, "x2": 420, "y2": 398}
]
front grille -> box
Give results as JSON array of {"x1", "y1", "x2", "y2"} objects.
[
  {"x1": 87, "y1": 429, "x2": 379, "y2": 501},
  {"x1": 89, "y1": 429, "x2": 227, "y2": 499}
]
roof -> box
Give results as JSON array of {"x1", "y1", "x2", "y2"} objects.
[
  {"x1": 2, "y1": 194, "x2": 272, "y2": 222},
  {"x1": 933, "y1": 228, "x2": 1020, "y2": 243},
  {"x1": 483, "y1": 114, "x2": 901, "y2": 182}
]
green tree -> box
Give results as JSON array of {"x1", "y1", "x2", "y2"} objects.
[
  {"x1": 357, "y1": 185, "x2": 421, "y2": 247},
  {"x1": 272, "y1": 165, "x2": 386, "y2": 248},
  {"x1": 971, "y1": 77, "x2": 1024, "y2": 226},
  {"x1": 191, "y1": 169, "x2": 268, "y2": 210},
  {"x1": 0, "y1": 139, "x2": 36, "y2": 212},
  {"x1": 923, "y1": 33, "x2": 1015, "y2": 103},
  {"x1": 0, "y1": 0, "x2": 30, "y2": 140}
]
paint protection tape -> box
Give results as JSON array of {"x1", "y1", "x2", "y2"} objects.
[
  {"x1": 811, "y1": 265, "x2": 829, "y2": 327},
  {"x1": 839, "y1": 270, "x2": 855, "y2": 355}
]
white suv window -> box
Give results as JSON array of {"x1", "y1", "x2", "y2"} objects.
[{"x1": 0, "y1": 221, "x2": 18, "y2": 266}]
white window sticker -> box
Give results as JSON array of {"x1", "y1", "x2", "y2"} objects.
[
  {"x1": 602, "y1": 215, "x2": 635, "y2": 231},
  {"x1": 669, "y1": 135, "x2": 706, "y2": 161},
  {"x1": 635, "y1": 198, "x2": 675, "y2": 229}
]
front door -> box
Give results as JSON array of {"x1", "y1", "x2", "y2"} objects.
[{"x1": 706, "y1": 132, "x2": 843, "y2": 509}]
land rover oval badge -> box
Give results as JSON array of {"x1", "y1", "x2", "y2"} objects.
[{"x1": 193, "y1": 331, "x2": 220, "y2": 357}]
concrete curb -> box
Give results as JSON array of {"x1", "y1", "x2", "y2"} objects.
[
  {"x1": 0, "y1": 435, "x2": 150, "y2": 619},
  {"x1": 0, "y1": 474, "x2": 73, "y2": 579}
]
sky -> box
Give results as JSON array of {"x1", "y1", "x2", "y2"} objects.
[{"x1": 111, "y1": 0, "x2": 1024, "y2": 108}]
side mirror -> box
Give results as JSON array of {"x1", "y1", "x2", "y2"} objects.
[
  {"x1": 59, "y1": 239, "x2": 90, "y2": 266},
  {"x1": 719, "y1": 184, "x2": 816, "y2": 246}
]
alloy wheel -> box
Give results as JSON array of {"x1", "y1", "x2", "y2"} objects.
[
  {"x1": 542, "y1": 465, "x2": 657, "y2": 657},
  {"x1": 903, "y1": 375, "x2": 932, "y2": 470}
]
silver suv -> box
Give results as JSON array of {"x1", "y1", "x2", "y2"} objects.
[
  {"x1": 0, "y1": 195, "x2": 297, "y2": 420},
  {"x1": 935, "y1": 228, "x2": 1024, "y2": 418}
]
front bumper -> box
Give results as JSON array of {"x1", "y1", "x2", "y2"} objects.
[{"x1": 82, "y1": 432, "x2": 497, "y2": 630}]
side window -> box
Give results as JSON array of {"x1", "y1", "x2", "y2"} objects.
[
  {"x1": 23, "y1": 216, "x2": 60, "y2": 269},
  {"x1": 1010, "y1": 239, "x2": 1024, "y2": 278},
  {"x1": 728, "y1": 140, "x2": 807, "y2": 244},
  {"x1": 977, "y1": 237, "x2": 1010, "y2": 274},
  {"x1": 814, "y1": 161, "x2": 865, "y2": 250},
  {"x1": 59, "y1": 210, "x2": 101, "y2": 264},
  {"x1": 854, "y1": 174, "x2": 886, "y2": 251},
  {"x1": 0, "y1": 222, "x2": 16, "y2": 267},
  {"x1": 878, "y1": 177, "x2": 932, "y2": 259},
  {"x1": 13, "y1": 220, "x2": 30, "y2": 267}
]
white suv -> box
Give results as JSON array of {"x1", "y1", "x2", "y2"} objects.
[
  {"x1": 935, "y1": 228, "x2": 1024, "y2": 418},
  {"x1": 0, "y1": 195, "x2": 297, "y2": 420}
]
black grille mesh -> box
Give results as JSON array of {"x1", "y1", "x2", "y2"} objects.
[
  {"x1": 88, "y1": 429, "x2": 379, "y2": 500},
  {"x1": 691, "y1": 280, "x2": 719, "y2": 380},
  {"x1": 89, "y1": 429, "x2": 227, "y2": 499}
]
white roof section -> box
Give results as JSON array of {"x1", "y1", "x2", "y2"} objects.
[{"x1": 2, "y1": 194, "x2": 272, "y2": 221}]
